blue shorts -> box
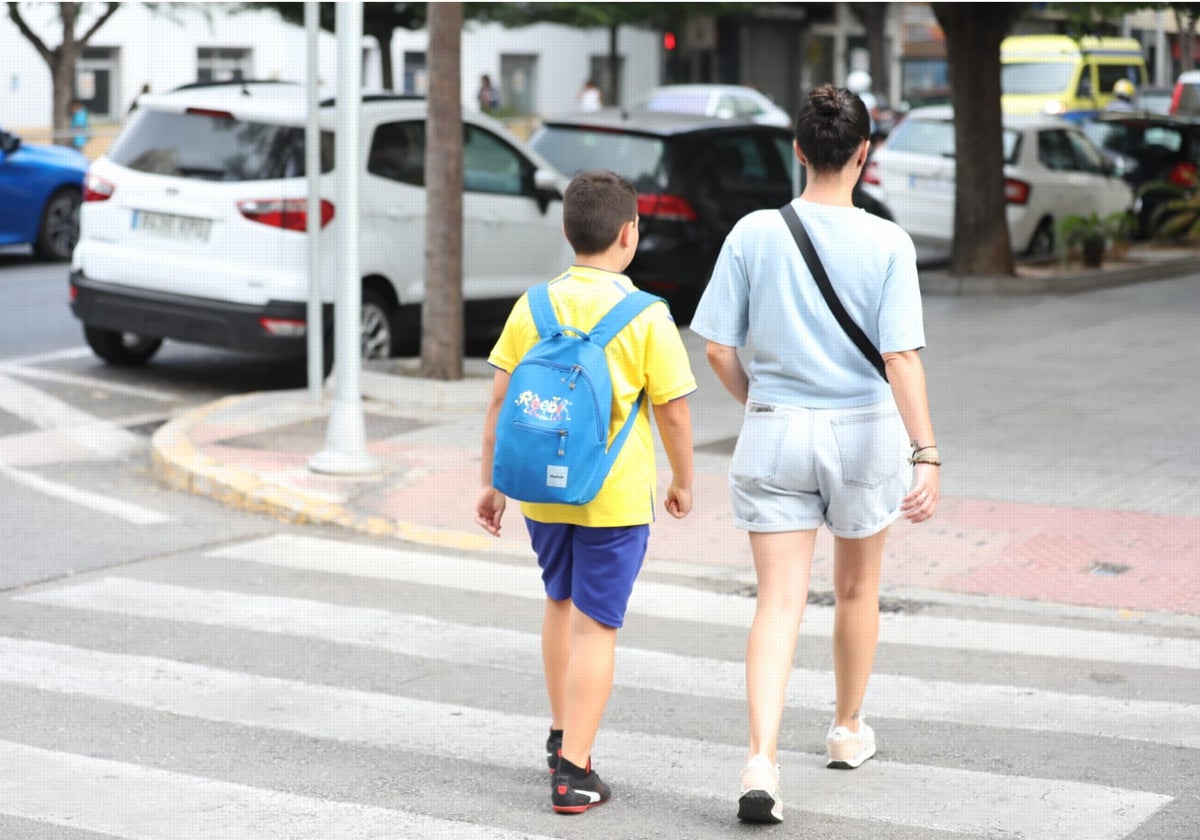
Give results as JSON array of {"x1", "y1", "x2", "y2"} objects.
[{"x1": 524, "y1": 519, "x2": 650, "y2": 629}]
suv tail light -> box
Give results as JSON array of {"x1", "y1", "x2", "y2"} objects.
[
  {"x1": 1004, "y1": 177, "x2": 1031, "y2": 205},
  {"x1": 1168, "y1": 161, "x2": 1197, "y2": 188},
  {"x1": 83, "y1": 172, "x2": 115, "y2": 202},
  {"x1": 862, "y1": 160, "x2": 881, "y2": 186},
  {"x1": 237, "y1": 198, "x2": 335, "y2": 231},
  {"x1": 636, "y1": 193, "x2": 698, "y2": 222}
]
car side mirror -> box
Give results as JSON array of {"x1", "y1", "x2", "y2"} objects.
[
  {"x1": 0, "y1": 132, "x2": 20, "y2": 156},
  {"x1": 533, "y1": 168, "x2": 562, "y2": 215}
]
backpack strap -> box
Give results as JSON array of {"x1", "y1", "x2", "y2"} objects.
[
  {"x1": 526, "y1": 283, "x2": 560, "y2": 339},
  {"x1": 589, "y1": 290, "x2": 662, "y2": 347}
]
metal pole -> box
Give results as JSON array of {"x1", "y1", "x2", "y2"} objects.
[
  {"x1": 304, "y1": 1, "x2": 324, "y2": 400},
  {"x1": 310, "y1": 0, "x2": 379, "y2": 475}
]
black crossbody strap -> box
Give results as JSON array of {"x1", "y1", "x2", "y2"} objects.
[{"x1": 779, "y1": 204, "x2": 888, "y2": 382}]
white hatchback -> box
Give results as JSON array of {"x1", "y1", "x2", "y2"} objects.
[
  {"x1": 861, "y1": 106, "x2": 1133, "y2": 257},
  {"x1": 634, "y1": 84, "x2": 792, "y2": 128},
  {"x1": 71, "y1": 81, "x2": 571, "y2": 365}
]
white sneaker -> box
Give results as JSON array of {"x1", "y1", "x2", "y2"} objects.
[
  {"x1": 737, "y1": 753, "x2": 782, "y2": 824},
  {"x1": 826, "y1": 720, "x2": 877, "y2": 769}
]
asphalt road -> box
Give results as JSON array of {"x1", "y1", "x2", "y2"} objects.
[{"x1": 0, "y1": 250, "x2": 1196, "y2": 839}]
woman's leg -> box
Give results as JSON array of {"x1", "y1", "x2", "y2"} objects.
[
  {"x1": 831, "y1": 529, "x2": 887, "y2": 730},
  {"x1": 744, "y1": 529, "x2": 818, "y2": 768}
]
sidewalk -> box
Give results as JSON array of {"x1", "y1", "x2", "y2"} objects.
[{"x1": 151, "y1": 261, "x2": 1200, "y2": 618}]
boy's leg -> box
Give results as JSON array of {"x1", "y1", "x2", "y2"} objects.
[
  {"x1": 559, "y1": 604, "x2": 618, "y2": 768},
  {"x1": 830, "y1": 530, "x2": 886, "y2": 731},
  {"x1": 744, "y1": 529, "x2": 817, "y2": 765},
  {"x1": 542, "y1": 597, "x2": 571, "y2": 729}
]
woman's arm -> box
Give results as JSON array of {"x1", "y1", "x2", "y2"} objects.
[
  {"x1": 883, "y1": 349, "x2": 939, "y2": 523},
  {"x1": 705, "y1": 341, "x2": 749, "y2": 406}
]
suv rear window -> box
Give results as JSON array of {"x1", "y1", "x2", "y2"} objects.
[
  {"x1": 107, "y1": 109, "x2": 334, "y2": 181},
  {"x1": 530, "y1": 126, "x2": 666, "y2": 190}
]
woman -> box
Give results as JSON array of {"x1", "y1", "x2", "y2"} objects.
[{"x1": 690, "y1": 83, "x2": 940, "y2": 825}]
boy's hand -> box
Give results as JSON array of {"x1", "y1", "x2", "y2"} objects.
[
  {"x1": 664, "y1": 483, "x2": 692, "y2": 519},
  {"x1": 474, "y1": 486, "x2": 507, "y2": 536}
]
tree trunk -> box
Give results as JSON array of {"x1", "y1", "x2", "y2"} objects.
[
  {"x1": 608, "y1": 24, "x2": 620, "y2": 106},
  {"x1": 420, "y1": 2, "x2": 464, "y2": 380},
  {"x1": 849, "y1": 3, "x2": 889, "y2": 98},
  {"x1": 932, "y1": 3, "x2": 1021, "y2": 277},
  {"x1": 375, "y1": 28, "x2": 395, "y2": 91}
]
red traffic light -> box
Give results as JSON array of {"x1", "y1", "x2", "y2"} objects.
[{"x1": 663, "y1": 31, "x2": 677, "y2": 51}]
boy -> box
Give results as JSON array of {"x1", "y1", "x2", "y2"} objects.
[{"x1": 475, "y1": 170, "x2": 696, "y2": 814}]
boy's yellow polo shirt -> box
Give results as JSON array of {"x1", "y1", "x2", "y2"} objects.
[{"x1": 489, "y1": 266, "x2": 697, "y2": 527}]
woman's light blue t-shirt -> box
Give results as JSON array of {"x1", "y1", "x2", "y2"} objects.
[{"x1": 691, "y1": 198, "x2": 925, "y2": 409}]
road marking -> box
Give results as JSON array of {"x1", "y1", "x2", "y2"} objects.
[
  {"x1": 18, "y1": 577, "x2": 1199, "y2": 749},
  {"x1": 0, "y1": 465, "x2": 174, "y2": 525},
  {"x1": 0, "y1": 740, "x2": 559, "y2": 840},
  {"x1": 210, "y1": 533, "x2": 1200, "y2": 671},
  {"x1": 0, "y1": 372, "x2": 142, "y2": 459},
  {"x1": 0, "y1": 361, "x2": 183, "y2": 403},
  {"x1": 0, "y1": 638, "x2": 1171, "y2": 840}
]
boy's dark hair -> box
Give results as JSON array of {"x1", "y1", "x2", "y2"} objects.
[
  {"x1": 562, "y1": 170, "x2": 637, "y2": 255},
  {"x1": 793, "y1": 83, "x2": 870, "y2": 173}
]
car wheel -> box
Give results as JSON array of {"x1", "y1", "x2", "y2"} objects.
[
  {"x1": 1027, "y1": 218, "x2": 1055, "y2": 257},
  {"x1": 361, "y1": 288, "x2": 397, "y2": 360},
  {"x1": 34, "y1": 188, "x2": 81, "y2": 261},
  {"x1": 83, "y1": 326, "x2": 163, "y2": 366}
]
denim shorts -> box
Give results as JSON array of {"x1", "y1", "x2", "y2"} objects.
[
  {"x1": 728, "y1": 400, "x2": 911, "y2": 538},
  {"x1": 524, "y1": 519, "x2": 650, "y2": 629}
]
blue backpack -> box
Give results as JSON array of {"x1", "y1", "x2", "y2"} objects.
[{"x1": 492, "y1": 282, "x2": 662, "y2": 505}]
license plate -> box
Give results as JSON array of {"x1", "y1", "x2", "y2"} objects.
[{"x1": 131, "y1": 210, "x2": 212, "y2": 243}]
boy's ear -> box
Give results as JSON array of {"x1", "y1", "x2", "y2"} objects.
[{"x1": 619, "y1": 219, "x2": 636, "y2": 248}]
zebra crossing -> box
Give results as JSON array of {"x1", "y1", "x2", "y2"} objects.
[{"x1": 1, "y1": 532, "x2": 1194, "y2": 839}]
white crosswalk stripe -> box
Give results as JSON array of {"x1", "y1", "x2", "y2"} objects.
[
  {"x1": 18, "y1": 577, "x2": 1200, "y2": 749},
  {"x1": 1, "y1": 533, "x2": 1191, "y2": 838}
]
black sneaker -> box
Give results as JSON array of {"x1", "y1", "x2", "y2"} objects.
[
  {"x1": 545, "y1": 729, "x2": 563, "y2": 773},
  {"x1": 551, "y1": 760, "x2": 611, "y2": 814}
]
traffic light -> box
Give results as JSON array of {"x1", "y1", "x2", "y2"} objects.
[{"x1": 663, "y1": 31, "x2": 677, "y2": 51}]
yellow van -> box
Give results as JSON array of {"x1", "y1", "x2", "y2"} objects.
[{"x1": 1001, "y1": 35, "x2": 1147, "y2": 120}]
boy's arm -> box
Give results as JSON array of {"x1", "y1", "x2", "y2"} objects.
[
  {"x1": 651, "y1": 396, "x2": 694, "y2": 519},
  {"x1": 474, "y1": 369, "x2": 510, "y2": 536}
]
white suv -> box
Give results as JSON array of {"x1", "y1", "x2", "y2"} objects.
[{"x1": 71, "y1": 81, "x2": 571, "y2": 365}]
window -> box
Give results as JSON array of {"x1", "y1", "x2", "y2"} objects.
[
  {"x1": 1064, "y1": 130, "x2": 1107, "y2": 174},
  {"x1": 588, "y1": 55, "x2": 624, "y2": 107},
  {"x1": 887, "y1": 118, "x2": 955, "y2": 157},
  {"x1": 1097, "y1": 64, "x2": 1143, "y2": 96},
  {"x1": 368, "y1": 121, "x2": 425, "y2": 186},
  {"x1": 76, "y1": 46, "x2": 119, "y2": 119},
  {"x1": 500, "y1": 54, "x2": 537, "y2": 115},
  {"x1": 368, "y1": 120, "x2": 533, "y2": 196},
  {"x1": 197, "y1": 48, "x2": 253, "y2": 83},
  {"x1": 530, "y1": 127, "x2": 666, "y2": 192},
  {"x1": 108, "y1": 110, "x2": 333, "y2": 181},
  {"x1": 1001, "y1": 62, "x2": 1076, "y2": 96},
  {"x1": 1038, "y1": 130, "x2": 1076, "y2": 171},
  {"x1": 403, "y1": 52, "x2": 427, "y2": 95},
  {"x1": 464, "y1": 125, "x2": 529, "y2": 195}
]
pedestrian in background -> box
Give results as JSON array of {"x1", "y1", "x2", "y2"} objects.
[
  {"x1": 477, "y1": 74, "x2": 500, "y2": 113},
  {"x1": 69, "y1": 99, "x2": 90, "y2": 152},
  {"x1": 475, "y1": 170, "x2": 696, "y2": 814},
  {"x1": 690, "y1": 83, "x2": 940, "y2": 825},
  {"x1": 578, "y1": 78, "x2": 603, "y2": 111}
]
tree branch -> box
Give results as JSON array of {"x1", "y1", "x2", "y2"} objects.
[
  {"x1": 7, "y1": 2, "x2": 54, "y2": 65},
  {"x1": 77, "y1": 1, "x2": 121, "y2": 46}
]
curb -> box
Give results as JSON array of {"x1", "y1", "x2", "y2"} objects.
[
  {"x1": 150, "y1": 391, "x2": 507, "y2": 554},
  {"x1": 921, "y1": 255, "x2": 1199, "y2": 295}
]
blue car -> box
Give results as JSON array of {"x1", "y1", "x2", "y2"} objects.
[{"x1": 0, "y1": 127, "x2": 88, "y2": 260}]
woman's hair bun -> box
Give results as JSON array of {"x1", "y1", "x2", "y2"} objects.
[{"x1": 809, "y1": 83, "x2": 844, "y2": 117}]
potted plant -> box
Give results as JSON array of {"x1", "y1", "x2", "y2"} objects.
[
  {"x1": 1058, "y1": 212, "x2": 1107, "y2": 268},
  {"x1": 1104, "y1": 210, "x2": 1137, "y2": 261}
]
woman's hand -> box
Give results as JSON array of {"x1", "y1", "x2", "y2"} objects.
[{"x1": 901, "y1": 463, "x2": 939, "y2": 523}]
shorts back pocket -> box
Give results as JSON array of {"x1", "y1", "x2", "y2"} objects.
[{"x1": 831, "y1": 409, "x2": 907, "y2": 488}]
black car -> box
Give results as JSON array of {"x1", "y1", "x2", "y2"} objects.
[
  {"x1": 529, "y1": 109, "x2": 888, "y2": 323},
  {"x1": 1081, "y1": 113, "x2": 1200, "y2": 236}
]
